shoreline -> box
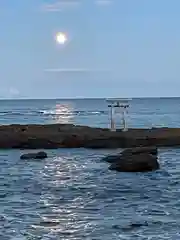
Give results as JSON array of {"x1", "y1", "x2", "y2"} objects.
[{"x1": 0, "y1": 124, "x2": 179, "y2": 149}]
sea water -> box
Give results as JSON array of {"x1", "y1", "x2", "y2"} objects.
[{"x1": 0, "y1": 98, "x2": 180, "y2": 239}]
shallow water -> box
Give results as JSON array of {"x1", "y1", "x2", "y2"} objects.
[
  {"x1": 0, "y1": 98, "x2": 180, "y2": 239},
  {"x1": 0, "y1": 148, "x2": 180, "y2": 239}
]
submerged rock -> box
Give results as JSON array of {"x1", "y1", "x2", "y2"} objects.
[
  {"x1": 20, "y1": 151, "x2": 47, "y2": 160},
  {"x1": 118, "y1": 221, "x2": 149, "y2": 231},
  {"x1": 109, "y1": 153, "x2": 159, "y2": 172}
]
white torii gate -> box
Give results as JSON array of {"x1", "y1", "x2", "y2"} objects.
[{"x1": 106, "y1": 98, "x2": 131, "y2": 131}]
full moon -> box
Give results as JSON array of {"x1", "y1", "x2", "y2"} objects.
[{"x1": 56, "y1": 32, "x2": 67, "y2": 45}]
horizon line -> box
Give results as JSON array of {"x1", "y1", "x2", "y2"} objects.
[{"x1": 0, "y1": 96, "x2": 180, "y2": 101}]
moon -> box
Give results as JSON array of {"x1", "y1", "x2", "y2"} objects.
[{"x1": 55, "y1": 32, "x2": 67, "y2": 45}]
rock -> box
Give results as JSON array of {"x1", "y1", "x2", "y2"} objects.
[
  {"x1": 102, "y1": 146, "x2": 158, "y2": 164},
  {"x1": 0, "y1": 124, "x2": 180, "y2": 149},
  {"x1": 109, "y1": 153, "x2": 159, "y2": 172},
  {"x1": 122, "y1": 146, "x2": 158, "y2": 156},
  {"x1": 20, "y1": 151, "x2": 47, "y2": 160},
  {"x1": 120, "y1": 221, "x2": 149, "y2": 231},
  {"x1": 84, "y1": 138, "x2": 124, "y2": 149},
  {"x1": 130, "y1": 222, "x2": 148, "y2": 227},
  {"x1": 102, "y1": 154, "x2": 123, "y2": 163}
]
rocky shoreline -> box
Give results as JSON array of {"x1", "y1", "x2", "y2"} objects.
[{"x1": 0, "y1": 124, "x2": 179, "y2": 149}]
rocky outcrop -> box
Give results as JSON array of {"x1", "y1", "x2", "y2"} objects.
[
  {"x1": 109, "y1": 153, "x2": 159, "y2": 172},
  {"x1": 122, "y1": 146, "x2": 158, "y2": 156},
  {"x1": 20, "y1": 151, "x2": 47, "y2": 160},
  {"x1": 103, "y1": 146, "x2": 158, "y2": 163},
  {"x1": 103, "y1": 146, "x2": 159, "y2": 172},
  {"x1": 0, "y1": 124, "x2": 178, "y2": 149}
]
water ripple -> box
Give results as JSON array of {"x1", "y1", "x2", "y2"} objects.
[{"x1": 0, "y1": 148, "x2": 180, "y2": 239}]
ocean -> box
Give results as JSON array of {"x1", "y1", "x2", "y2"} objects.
[{"x1": 0, "y1": 98, "x2": 180, "y2": 239}]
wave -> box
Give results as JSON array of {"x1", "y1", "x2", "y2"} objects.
[
  {"x1": 40, "y1": 110, "x2": 107, "y2": 116},
  {"x1": 0, "y1": 111, "x2": 41, "y2": 116},
  {"x1": 0, "y1": 110, "x2": 108, "y2": 117}
]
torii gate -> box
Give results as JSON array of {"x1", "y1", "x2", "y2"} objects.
[{"x1": 106, "y1": 98, "x2": 131, "y2": 131}]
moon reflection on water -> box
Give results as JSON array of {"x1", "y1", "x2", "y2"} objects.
[{"x1": 49, "y1": 104, "x2": 74, "y2": 124}]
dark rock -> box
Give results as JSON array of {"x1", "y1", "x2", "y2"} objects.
[
  {"x1": 84, "y1": 138, "x2": 125, "y2": 149},
  {"x1": 130, "y1": 221, "x2": 148, "y2": 227},
  {"x1": 0, "y1": 124, "x2": 179, "y2": 149},
  {"x1": 20, "y1": 151, "x2": 47, "y2": 160},
  {"x1": 102, "y1": 146, "x2": 158, "y2": 164},
  {"x1": 102, "y1": 154, "x2": 123, "y2": 163},
  {"x1": 122, "y1": 146, "x2": 158, "y2": 156},
  {"x1": 109, "y1": 153, "x2": 159, "y2": 172},
  {"x1": 121, "y1": 221, "x2": 149, "y2": 231}
]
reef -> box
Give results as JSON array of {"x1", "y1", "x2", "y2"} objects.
[{"x1": 0, "y1": 124, "x2": 179, "y2": 149}]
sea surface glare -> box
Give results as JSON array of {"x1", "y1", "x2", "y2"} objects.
[{"x1": 0, "y1": 98, "x2": 180, "y2": 239}]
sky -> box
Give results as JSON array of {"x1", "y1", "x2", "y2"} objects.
[{"x1": 1, "y1": 0, "x2": 180, "y2": 98}]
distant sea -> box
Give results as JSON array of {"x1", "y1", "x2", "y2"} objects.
[
  {"x1": 1, "y1": 98, "x2": 180, "y2": 239},
  {"x1": 0, "y1": 97, "x2": 180, "y2": 128}
]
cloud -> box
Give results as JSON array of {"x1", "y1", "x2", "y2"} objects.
[
  {"x1": 41, "y1": 0, "x2": 113, "y2": 12},
  {"x1": 95, "y1": 0, "x2": 113, "y2": 6},
  {"x1": 41, "y1": 0, "x2": 80, "y2": 12},
  {"x1": 45, "y1": 68, "x2": 109, "y2": 73}
]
